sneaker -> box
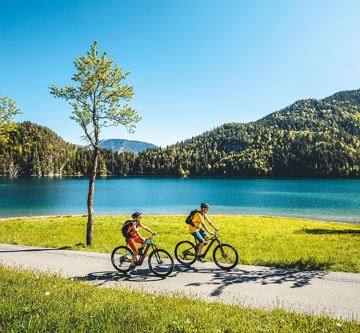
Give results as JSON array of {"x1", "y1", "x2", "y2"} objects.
[
  {"x1": 128, "y1": 264, "x2": 138, "y2": 275},
  {"x1": 197, "y1": 255, "x2": 206, "y2": 263}
]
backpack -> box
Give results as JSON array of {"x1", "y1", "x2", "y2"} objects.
[
  {"x1": 185, "y1": 210, "x2": 198, "y2": 227},
  {"x1": 121, "y1": 220, "x2": 134, "y2": 238}
]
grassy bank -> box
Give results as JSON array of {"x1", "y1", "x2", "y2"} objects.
[
  {"x1": 0, "y1": 265, "x2": 359, "y2": 333},
  {"x1": 0, "y1": 215, "x2": 360, "y2": 272}
]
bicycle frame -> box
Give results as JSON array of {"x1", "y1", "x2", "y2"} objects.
[
  {"x1": 135, "y1": 237, "x2": 158, "y2": 266},
  {"x1": 195, "y1": 232, "x2": 221, "y2": 257}
]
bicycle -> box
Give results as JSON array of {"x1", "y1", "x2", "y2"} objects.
[
  {"x1": 174, "y1": 231, "x2": 238, "y2": 270},
  {"x1": 111, "y1": 235, "x2": 174, "y2": 278}
]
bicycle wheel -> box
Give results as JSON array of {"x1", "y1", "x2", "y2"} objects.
[
  {"x1": 212, "y1": 244, "x2": 238, "y2": 270},
  {"x1": 111, "y1": 245, "x2": 133, "y2": 273},
  {"x1": 174, "y1": 240, "x2": 197, "y2": 266},
  {"x1": 148, "y1": 249, "x2": 174, "y2": 277}
]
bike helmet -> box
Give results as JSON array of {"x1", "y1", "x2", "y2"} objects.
[
  {"x1": 200, "y1": 203, "x2": 209, "y2": 209},
  {"x1": 131, "y1": 212, "x2": 142, "y2": 219}
]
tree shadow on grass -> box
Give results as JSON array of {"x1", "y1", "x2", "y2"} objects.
[{"x1": 295, "y1": 228, "x2": 360, "y2": 235}]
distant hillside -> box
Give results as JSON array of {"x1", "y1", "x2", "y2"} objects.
[
  {"x1": 1, "y1": 88, "x2": 360, "y2": 177},
  {"x1": 96, "y1": 139, "x2": 157, "y2": 154},
  {"x1": 132, "y1": 89, "x2": 360, "y2": 177},
  {"x1": 0, "y1": 122, "x2": 136, "y2": 176}
]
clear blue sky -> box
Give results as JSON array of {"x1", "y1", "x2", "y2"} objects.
[{"x1": 1, "y1": 0, "x2": 360, "y2": 147}]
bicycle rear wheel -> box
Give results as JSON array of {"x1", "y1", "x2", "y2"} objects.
[
  {"x1": 213, "y1": 244, "x2": 238, "y2": 270},
  {"x1": 148, "y1": 249, "x2": 174, "y2": 277},
  {"x1": 174, "y1": 240, "x2": 197, "y2": 266},
  {"x1": 111, "y1": 245, "x2": 133, "y2": 273}
]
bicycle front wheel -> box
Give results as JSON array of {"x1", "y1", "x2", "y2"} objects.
[
  {"x1": 148, "y1": 249, "x2": 174, "y2": 277},
  {"x1": 174, "y1": 240, "x2": 197, "y2": 266},
  {"x1": 213, "y1": 244, "x2": 238, "y2": 270},
  {"x1": 111, "y1": 245, "x2": 133, "y2": 273}
]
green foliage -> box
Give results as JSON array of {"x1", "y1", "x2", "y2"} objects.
[
  {"x1": 0, "y1": 95, "x2": 21, "y2": 144},
  {"x1": 1, "y1": 265, "x2": 359, "y2": 333},
  {"x1": 1, "y1": 215, "x2": 359, "y2": 272},
  {"x1": 49, "y1": 41, "x2": 141, "y2": 147}
]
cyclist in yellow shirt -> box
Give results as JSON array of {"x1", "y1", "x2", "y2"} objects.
[{"x1": 189, "y1": 203, "x2": 218, "y2": 262}]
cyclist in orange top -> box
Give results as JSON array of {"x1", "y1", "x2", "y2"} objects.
[
  {"x1": 189, "y1": 203, "x2": 218, "y2": 262},
  {"x1": 125, "y1": 212, "x2": 155, "y2": 273}
]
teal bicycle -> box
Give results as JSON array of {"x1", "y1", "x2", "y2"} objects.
[{"x1": 111, "y1": 236, "x2": 174, "y2": 278}]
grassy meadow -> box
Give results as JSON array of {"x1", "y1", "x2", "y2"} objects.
[
  {"x1": 0, "y1": 215, "x2": 359, "y2": 272},
  {"x1": 1, "y1": 265, "x2": 359, "y2": 333}
]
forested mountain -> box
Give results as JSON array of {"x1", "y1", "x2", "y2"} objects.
[
  {"x1": 1, "y1": 89, "x2": 360, "y2": 177},
  {"x1": 0, "y1": 122, "x2": 136, "y2": 176},
  {"x1": 132, "y1": 89, "x2": 360, "y2": 177},
  {"x1": 91, "y1": 139, "x2": 157, "y2": 154}
]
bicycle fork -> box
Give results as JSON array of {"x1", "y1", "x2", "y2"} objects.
[{"x1": 152, "y1": 245, "x2": 164, "y2": 264}]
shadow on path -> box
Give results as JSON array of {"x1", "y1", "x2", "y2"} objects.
[
  {"x1": 72, "y1": 264, "x2": 327, "y2": 297},
  {"x1": 182, "y1": 266, "x2": 328, "y2": 297},
  {"x1": 72, "y1": 266, "x2": 177, "y2": 285},
  {"x1": 0, "y1": 246, "x2": 75, "y2": 253}
]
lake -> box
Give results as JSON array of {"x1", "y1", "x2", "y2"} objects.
[{"x1": 0, "y1": 177, "x2": 359, "y2": 223}]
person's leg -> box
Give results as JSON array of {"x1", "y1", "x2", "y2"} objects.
[
  {"x1": 192, "y1": 231, "x2": 206, "y2": 260},
  {"x1": 127, "y1": 238, "x2": 138, "y2": 265},
  {"x1": 198, "y1": 229, "x2": 209, "y2": 256},
  {"x1": 134, "y1": 236, "x2": 145, "y2": 256}
]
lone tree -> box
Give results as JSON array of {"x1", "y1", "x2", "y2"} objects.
[
  {"x1": 0, "y1": 95, "x2": 21, "y2": 143},
  {"x1": 50, "y1": 41, "x2": 141, "y2": 246}
]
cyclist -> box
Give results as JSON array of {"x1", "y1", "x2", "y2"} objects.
[
  {"x1": 124, "y1": 212, "x2": 155, "y2": 274},
  {"x1": 189, "y1": 203, "x2": 219, "y2": 262}
]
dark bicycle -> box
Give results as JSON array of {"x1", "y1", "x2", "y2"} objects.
[
  {"x1": 111, "y1": 236, "x2": 174, "y2": 278},
  {"x1": 174, "y1": 231, "x2": 238, "y2": 270}
]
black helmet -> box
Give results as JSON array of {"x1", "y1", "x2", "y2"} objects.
[
  {"x1": 200, "y1": 203, "x2": 209, "y2": 209},
  {"x1": 131, "y1": 212, "x2": 142, "y2": 219}
]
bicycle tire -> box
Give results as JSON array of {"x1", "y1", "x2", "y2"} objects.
[
  {"x1": 174, "y1": 240, "x2": 197, "y2": 266},
  {"x1": 111, "y1": 245, "x2": 133, "y2": 273},
  {"x1": 212, "y1": 243, "x2": 238, "y2": 270},
  {"x1": 148, "y1": 249, "x2": 174, "y2": 277}
]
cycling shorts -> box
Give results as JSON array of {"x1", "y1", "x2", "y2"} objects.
[
  {"x1": 126, "y1": 236, "x2": 144, "y2": 252},
  {"x1": 191, "y1": 229, "x2": 207, "y2": 244}
]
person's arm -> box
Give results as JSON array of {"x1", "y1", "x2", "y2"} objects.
[
  {"x1": 204, "y1": 215, "x2": 218, "y2": 231},
  {"x1": 139, "y1": 222, "x2": 155, "y2": 235},
  {"x1": 199, "y1": 214, "x2": 212, "y2": 234},
  {"x1": 131, "y1": 224, "x2": 143, "y2": 239}
]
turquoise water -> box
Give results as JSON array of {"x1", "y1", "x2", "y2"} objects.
[{"x1": 0, "y1": 177, "x2": 359, "y2": 223}]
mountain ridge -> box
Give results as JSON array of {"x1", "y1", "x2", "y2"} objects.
[
  {"x1": 1, "y1": 88, "x2": 359, "y2": 177},
  {"x1": 87, "y1": 138, "x2": 157, "y2": 154}
]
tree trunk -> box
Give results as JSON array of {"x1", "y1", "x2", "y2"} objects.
[{"x1": 86, "y1": 148, "x2": 99, "y2": 246}]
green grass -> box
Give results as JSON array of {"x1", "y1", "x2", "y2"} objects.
[
  {"x1": 1, "y1": 215, "x2": 360, "y2": 272},
  {"x1": 0, "y1": 265, "x2": 359, "y2": 333}
]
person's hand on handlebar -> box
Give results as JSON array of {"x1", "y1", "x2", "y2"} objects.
[{"x1": 152, "y1": 232, "x2": 157, "y2": 236}]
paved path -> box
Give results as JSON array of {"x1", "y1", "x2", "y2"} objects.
[{"x1": 1, "y1": 243, "x2": 359, "y2": 321}]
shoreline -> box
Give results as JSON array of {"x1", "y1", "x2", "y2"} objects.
[
  {"x1": 1, "y1": 174, "x2": 360, "y2": 179},
  {"x1": 0, "y1": 214, "x2": 359, "y2": 226}
]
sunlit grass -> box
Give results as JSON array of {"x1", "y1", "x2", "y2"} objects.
[
  {"x1": 1, "y1": 215, "x2": 360, "y2": 272},
  {"x1": 0, "y1": 265, "x2": 359, "y2": 333}
]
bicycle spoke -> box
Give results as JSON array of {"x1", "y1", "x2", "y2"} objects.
[
  {"x1": 213, "y1": 244, "x2": 238, "y2": 270},
  {"x1": 175, "y1": 241, "x2": 197, "y2": 265},
  {"x1": 148, "y1": 249, "x2": 174, "y2": 277},
  {"x1": 111, "y1": 246, "x2": 133, "y2": 273}
]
